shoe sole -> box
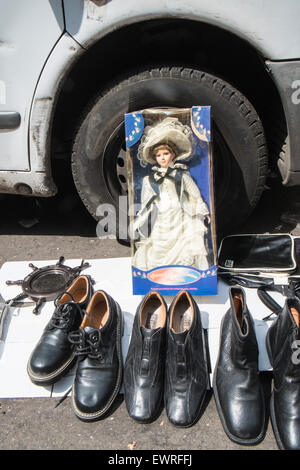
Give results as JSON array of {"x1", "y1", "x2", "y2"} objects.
[
  {"x1": 212, "y1": 315, "x2": 267, "y2": 446},
  {"x1": 27, "y1": 350, "x2": 77, "y2": 387},
  {"x1": 71, "y1": 301, "x2": 123, "y2": 421}
]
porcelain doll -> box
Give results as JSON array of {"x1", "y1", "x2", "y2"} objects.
[{"x1": 132, "y1": 117, "x2": 210, "y2": 271}]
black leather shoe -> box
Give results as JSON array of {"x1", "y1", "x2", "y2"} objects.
[
  {"x1": 213, "y1": 286, "x2": 266, "y2": 445},
  {"x1": 69, "y1": 290, "x2": 123, "y2": 421},
  {"x1": 124, "y1": 291, "x2": 167, "y2": 423},
  {"x1": 164, "y1": 290, "x2": 210, "y2": 427},
  {"x1": 27, "y1": 275, "x2": 93, "y2": 386},
  {"x1": 266, "y1": 296, "x2": 300, "y2": 450}
]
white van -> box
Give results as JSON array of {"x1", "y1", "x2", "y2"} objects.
[{"x1": 1, "y1": 0, "x2": 299, "y2": 236}]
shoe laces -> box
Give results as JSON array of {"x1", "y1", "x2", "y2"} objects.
[
  {"x1": 49, "y1": 293, "x2": 84, "y2": 330},
  {"x1": 54, "y1": 323, "x2": 104, "y2": 410},
  {"x1": 68, "y1": 327, "x2": 104, "y2": 360}
]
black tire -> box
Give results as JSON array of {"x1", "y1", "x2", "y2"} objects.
[{"x1": 72, "y1": 67, "x2": 268, "y2": 241}]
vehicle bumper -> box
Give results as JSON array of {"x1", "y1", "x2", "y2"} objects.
[{"x1": 0, "y1": 170, "x2": 57, "y2": 196}]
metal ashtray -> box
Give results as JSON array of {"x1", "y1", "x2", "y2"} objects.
[{"x1": 5, "y1": 256, "x2": 90, "y2": 314}]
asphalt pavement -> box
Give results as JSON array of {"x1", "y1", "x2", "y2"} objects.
[{"x1": 1, "y1": 176, "x2": 300, "y2": 452}]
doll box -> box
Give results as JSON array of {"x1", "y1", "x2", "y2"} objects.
[{"x1": 125, "y1": 107, "x2": 218, "y2": 296}]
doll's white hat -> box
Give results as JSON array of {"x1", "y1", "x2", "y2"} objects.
[{"x1": 137, "y1": 117, "x2": 193, "y2": 167}]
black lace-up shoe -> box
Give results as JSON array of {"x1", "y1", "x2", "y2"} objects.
[
  {"x1": 27, "y1": 275, "x2": 93, "y2": 386},
  {"x1": 124, "y1": 291, "x2": 167, "y2": 423},
  {"x1": 69, "y1": 290, "x2": 123, "y2": 421},
  {"x1": 164, "y1": 290, "x2": 210, "y2": 427}
]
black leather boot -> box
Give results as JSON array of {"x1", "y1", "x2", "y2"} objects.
[
  {"x1": 213, "y1": 286, "x2": 266, "y2": 445},
  {"x1": 69, "y1": 290, "x2": 123, "y2": 421},
  {"x1": 164, "y1": 290, "x2": 210, "y2": 427},
  {"x1": 124, "y1": 291, "x2": 167, "y2": 423},
  {"x1": 27, "y1": 275, "x2": 93, "y2": 385},
  {"x1": 266, "y1": 296, "x2": 300, "y2": 450}
]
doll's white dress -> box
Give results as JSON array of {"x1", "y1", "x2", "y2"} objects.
[{"x1": 132, "y1": 164, "x2": 210, "y2": 271}]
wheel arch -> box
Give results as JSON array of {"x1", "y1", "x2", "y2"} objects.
[{"x1": 48, "y1": 17, "x2": 287, "y2": 188}]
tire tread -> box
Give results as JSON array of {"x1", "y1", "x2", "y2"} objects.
[{"x1": 71, "y1": 66, "x2": 268, "y2": 226}]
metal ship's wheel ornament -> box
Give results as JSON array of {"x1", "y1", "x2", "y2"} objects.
[{"x1": 5, "y1": 256, "x2": 90, "y2": 314}]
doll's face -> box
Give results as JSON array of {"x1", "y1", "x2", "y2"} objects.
[{"x1": 155, "y1": 147, "x2": 175, "y2": 168}]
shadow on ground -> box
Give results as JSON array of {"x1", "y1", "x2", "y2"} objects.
[{"x1": 1, "y1": 177, "x2": 300, "y2": 239}]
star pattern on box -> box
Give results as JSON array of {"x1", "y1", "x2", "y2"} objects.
[
  {"x1": 125, "y1": 112, "x2": 144, "y2": 147},
  {"x1": 191, "y1": 106, "x2": 211, "y2": 142}
]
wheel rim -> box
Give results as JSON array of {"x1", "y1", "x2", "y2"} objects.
[{"x1": 103, "y1": 121, "x2": 128, "y2": 200}]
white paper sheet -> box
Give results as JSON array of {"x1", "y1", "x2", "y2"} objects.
[{"x1": 0, "y1": 258, "x2": 280, "y2": 398}]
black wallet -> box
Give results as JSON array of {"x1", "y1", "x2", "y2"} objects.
[
  {"x1": 218, "y1": 233, "x2": 296, "y2": 274},
  {"x1": 218, "y1": 233, "x2": 300, "y2": 319}
]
